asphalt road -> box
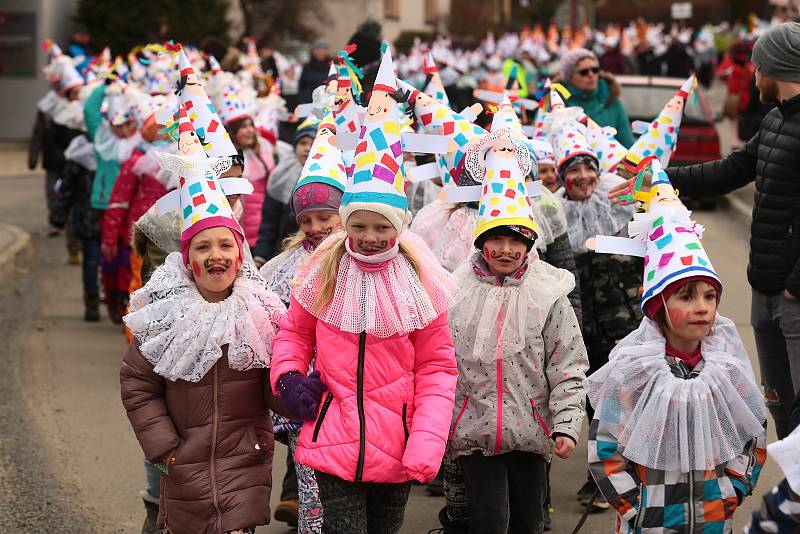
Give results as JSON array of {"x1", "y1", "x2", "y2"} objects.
[{"x1": 0, "y1": 172, "x2": 783, "y2": 534}]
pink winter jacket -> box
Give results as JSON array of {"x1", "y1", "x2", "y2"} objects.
[
  {"x1": 240, "y1": 138, "x2": 275, "y2": 247},
  {"x1": 270, "y1": 296, "x2": 457, "y2": 484}
]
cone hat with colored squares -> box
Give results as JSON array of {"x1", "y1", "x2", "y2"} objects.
[
  {"x1": 422, "y1": 50, "x2": 449, "y2": 105},
  {"x1": 552, "y1": 119, "x2": 596, "y2": 172},
  {"x1": 490, "y1": 93, "x2": 525, "y2": 139},
  {"x1": 473, "y1": 130, "x2": 538, "y2": 241},
  {"x1": 333, "y1": 50, "x2": 362, "y2": 136},
  {"x1": 628, "y1": 159, "x2": 719, "y2": 308},
  {"x1": 294, "y1": 111, "x2": 347, "y2": 193},
  {"x1": 618, "y1": 74, "x2": 696, "y2": 174},
  {"x1": 343, "y1": 44, "x2": 407, "y2": 211},
  {"x1": 175, "y1": 46, "x2": 238, "y2": 159},
  {"x1": 398, "y1": 79, "x2": 486, "y2": 185},
  {"x1": 172, "y1": 104, "x2": 243, "y2": 244}
]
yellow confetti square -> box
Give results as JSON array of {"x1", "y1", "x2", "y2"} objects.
[
  {"x1": 356, "y1": 152, "x2": 377, "y2": 167},
  {"x1": 384, "y1": 121, "x2": 400, "y2": 135},
  {"x1": 507, "y1": 204, "x2": 518, "y2": 214},
  {"x1": 489, "y1": 197, "x2": 499, "y2": 206},
  {"x1": 487, "y1": 169, "x2": 495, "y2": 179},
  {"x1": 434, "y1": 108, "x2": 448, "y2": 120}
]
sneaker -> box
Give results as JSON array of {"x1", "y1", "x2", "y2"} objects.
[
  {"x1": 274, "y1": 499, "x2": 299, "y2": 527},
  {"x1": 589, "y1": 494, "x2": 610, "y2": 512},
  {"x1": 576, "y1": 479, "x2": 596, "y2": 506}
]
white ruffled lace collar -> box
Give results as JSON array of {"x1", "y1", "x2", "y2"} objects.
[
  {"x1": 124, "y1": 253, "x2": 286, "y2": 382},
  {"x1": 585, "y1": 315, "x2": 766, "y2": 472},
  {"x1": 291, "y1": 231, "x2": 456, "y2": 337}
]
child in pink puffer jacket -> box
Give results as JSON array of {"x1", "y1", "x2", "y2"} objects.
[{"x1": 269, "y1": 45, "x2": 458, "y2": 534}]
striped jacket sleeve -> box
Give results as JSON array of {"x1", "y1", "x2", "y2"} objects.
[
  {"x1": 724, "y1": 421, "x2": 768, "y2": 500},
  {"x1": 588, "y1": 417, "x2": 642, "y2": 522}
]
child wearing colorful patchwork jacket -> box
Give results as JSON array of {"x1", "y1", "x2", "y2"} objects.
[
  {"x1": 447, "y1": 127, "x2": 589, "y2": 534},
  {"x1": 586, "y1": 162, "x2": 767, "y2": 534},
  {"x1": 269, "y1": 45, "x2": 458, "y2": 534}
]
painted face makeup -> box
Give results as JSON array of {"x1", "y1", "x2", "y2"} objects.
[
  {"x1": 482, "y1": 235, "x2": 527, "y2": 277},
  {"x1": 563, "y1": 162, "x2": 598, "y2": 201},
  {"x1": 187, "y1": 226, "x2": 241, "y2": 302},
  {"x1": 345, "y1": 210, "x2": 398, "y2": 256},
  {"x1": 661, "y1": 280, "x2": 718, "y2": 352},
  {"x1": 298, "y1": 211, "x2": 342, "y2": 248}
]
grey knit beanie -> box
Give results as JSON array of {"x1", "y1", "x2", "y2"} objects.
[
  {"x1": 559, "y1": 48, "x2": 598, "y2": 83},
  {"x1": 751, "y1": 22, "x2": 800, "y2": 82}
]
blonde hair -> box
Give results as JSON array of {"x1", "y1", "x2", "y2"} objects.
[
  {"x1": 280, "y1": 229, "x2": 307, "y2": 253},
  {"x1": 313, "y1": 235, "x2": 425, "y2": 313}
]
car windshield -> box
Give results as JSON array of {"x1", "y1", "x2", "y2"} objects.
[{"x1": 618, "y1": 85, "x2": 709, "y2": 125}]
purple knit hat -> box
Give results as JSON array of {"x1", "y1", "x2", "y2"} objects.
[
  {"x1": 291, "y1": 182, "x2": 343, "y2": 220},
  {"x1": 560, "y1": 48, "x2": 598, "y2": 83}
]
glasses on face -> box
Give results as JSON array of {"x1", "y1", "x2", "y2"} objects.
[{"x1": 577, "y1": 66, "x2": 600, "y2": 77}]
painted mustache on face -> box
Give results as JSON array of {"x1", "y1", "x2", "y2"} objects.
[
  {"x1": 489, "y1": 249, "x2": 522, "y2": 261},
  {"x1": 357, "y1": 238, "x2": 390, "y2": 251},
  {"x1": 305, "y1": 227, "x2": 334, "y2": 241}
]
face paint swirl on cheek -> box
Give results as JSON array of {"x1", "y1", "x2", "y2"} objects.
[
  {"x1": 191, "y1": 260, "x2": 202, "y2": 277},
  {"x1": 388, "y1": 237, "x2": 397, "y2": 247}
]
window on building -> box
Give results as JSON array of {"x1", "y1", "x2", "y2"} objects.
[
  {"x1": 385, "y1": 0, "x2": 400, "y2": 20},
  {"x1": 425, "y1": 0, "x2": 438, "y2": 24}
]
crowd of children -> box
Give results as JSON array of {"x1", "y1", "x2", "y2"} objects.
[{"x1": 34, "y1": 19, "x2": 800, "y2": 534}]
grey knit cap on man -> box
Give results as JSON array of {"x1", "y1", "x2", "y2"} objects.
[{"x1": 751, "y1": 22, "x2": 800, "y2": 82}]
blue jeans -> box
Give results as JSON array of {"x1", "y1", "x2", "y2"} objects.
[
  {"x1": 144, "y1": 459, "x2": 161, "y2": 500},
  {"x1": 751, "y1": 289, "x2": 800, "y2": 439},
  {"x1": 80, "y1": 237, "x2": 100, "y2": 295}
]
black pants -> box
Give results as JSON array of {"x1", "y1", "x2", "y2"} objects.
[
  {"x1": 315, "y1": 471, "x2": 411, "y2": 534},
  {"x1": 460, "y1": 451, "x2": 547, "y2": 534}
]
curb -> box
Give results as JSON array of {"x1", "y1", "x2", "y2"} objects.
[
  {"x1": 0, "y1": 223, "x2": 32, "y2": 281},
  {"x1": 718, "y1": 194, "x2": 753, "y2": 233}
]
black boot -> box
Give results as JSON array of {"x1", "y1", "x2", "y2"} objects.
[
  {"x1": 142, "y1": 499, "x2": 159, "y2": 534},
  {"x1": 84, "y1": 292, "x2": 100, "y2": 322}
]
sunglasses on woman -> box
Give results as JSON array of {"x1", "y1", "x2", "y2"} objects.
[{"x1": 577, "y1": 66, "x2": 600, "y2": 76}]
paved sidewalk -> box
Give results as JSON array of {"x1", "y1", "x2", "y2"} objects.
[{"x1": 0, "y1": 143, "x2": 37, "y2": 278}]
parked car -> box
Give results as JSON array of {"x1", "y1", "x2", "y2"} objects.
[{"x1": 616, "y1": 75, "x2": 721, "y2": 208}]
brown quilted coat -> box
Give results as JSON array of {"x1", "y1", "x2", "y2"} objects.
[{"x1": 120, "y1": 341, "x2": 280, "y2": 534}]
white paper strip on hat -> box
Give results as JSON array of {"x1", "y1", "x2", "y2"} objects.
[
  {"x1": 443, "y1": 181, "x2": 542, "y2": 202},
  {"x1": 294, "y1": 103, "x2": 315, "y2": 118},
  {"x1": 219, "y1": 177, "x2": 255, "y2": 195},
  {"x1": 155, "y1": 189, "x2": 180, "y2": 214},
  {"x1": 401, "y1": 132, "x2": 449, "y2": 154},
  {"x1": 336, "y1": 129, "x2": 360, "y2": 151},
  {"x1": 406, "y1": 161, "x2": 441, "y2": 183},
  {"x1": 631, "y1": 120, "x2": 651, "y2": 135},
  {"x1": 459, "y1": 106, "x2": 478, "y2": 122},
  {"x1": 593, "y1": 235, "x2": 647, "y2": 257}
]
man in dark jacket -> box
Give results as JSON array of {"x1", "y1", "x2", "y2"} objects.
[
  {"x1": 611, "y1": 22, "x2": 800, "y2": 439},
  {"x1": 297, "y1": 39, "x2": 331, "y2": 104}
]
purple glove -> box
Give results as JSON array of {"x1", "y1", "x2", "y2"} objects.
[{"x1": 277, "y1": 371, "x2": 327, "y2": 421}]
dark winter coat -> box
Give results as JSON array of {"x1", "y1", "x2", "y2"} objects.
[
  {"x1": 298, "y1": 57, "x2": 331, "y2": 104},
  {"x1": 252, "y1": 191, "x2": 298, "y2": 263},
  {"x1": 50, "y1": 141, "x2": 101, "y2": 239},
  {"x1": 667, "y1": 93, "x2": 800, "y2": 297},
  {"x1": 120, "y1": 341, "x2": 282, "y2": 534},
  {"x1": 28, "y1": 110, "x2": 82, "y2": 172}
]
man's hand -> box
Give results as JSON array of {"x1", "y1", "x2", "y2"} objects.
[
  {"x1": 554, "y1": 435, "x2": 576, "y2": 459},
  {"x1": 785, "y1": 289, "x2": 797, "y2": 301},
  {"x1": 101, "y1": 243, "x2": 117, "y2": 262}
]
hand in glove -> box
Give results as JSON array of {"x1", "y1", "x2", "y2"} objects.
[{"x1": 276, "y1": 371, "x2": 327, "y2": 421}]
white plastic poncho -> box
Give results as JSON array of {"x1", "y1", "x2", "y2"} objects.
[
  {"x1": 585, "y1": 315, "x2": 767, "y2": 473},
  {"x1": 124, "y1": 253, "x2": 286, "y2": 382}
]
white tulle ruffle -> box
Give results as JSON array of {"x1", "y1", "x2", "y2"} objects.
[
  {"x1": 556, "y1": 183, "x2": 634, "y2": 254},
  {"x1": 449, "y1": 254, "x2": 575, "y2": 364},
  {"x1": 291, "y1": 231, "x2": 456, "y2": 338},
  {"x1": 124, "y1": 253, "x2": 286, "y2": 382},
  {"x1": 585, "y1": 315, "x2": 766, "y2": 472},
  {"x1": 260, "y1": 246, "x2": 311, "y2": 305}
]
